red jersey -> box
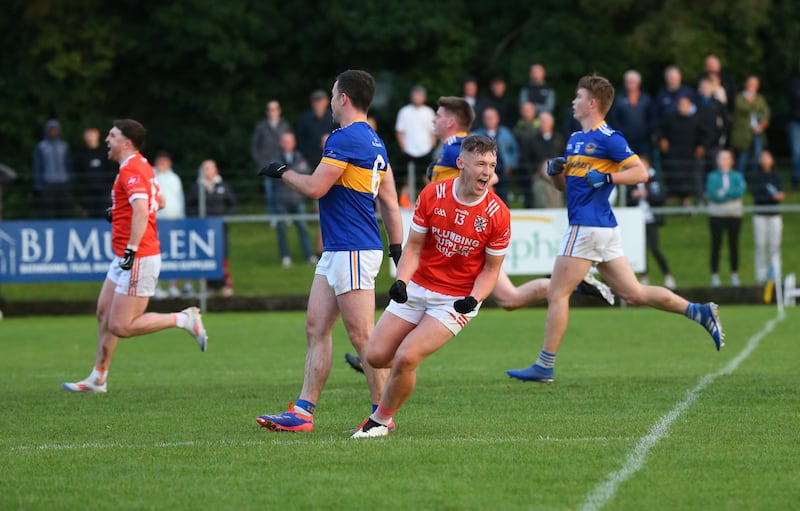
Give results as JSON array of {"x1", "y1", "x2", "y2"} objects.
[
  {"x1": 111, "y1": 152, "x2": 161, "y2": 257},
  {"x1": 410, "y1": 178, "x2": 511, "y2": 296}
]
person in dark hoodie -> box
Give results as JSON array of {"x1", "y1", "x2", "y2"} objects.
[
  {"x1": 73, "y1": 126, "x2": 116, "y2": 218},
  {"x1": 32, "y1": 119, "x2": 73, "y2": 218}
]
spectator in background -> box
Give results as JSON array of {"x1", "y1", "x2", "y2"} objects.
[
  {"x1": 296, "y1": 89, "x2": 336, "y2": 167},
  {"x1": 655, "y1": 65, "x2": 696, "y2": 126},
  {"x1": 252, "y1": 99, "x2": 291, "y2": 215},
  {"x1": 273, "y1": 132, "x2": 316, "y2": 268},
  {"x1": 152, "y1": 151, "x2": 187, "y2": 299},
  {"x1": 519, "y1": 63, "x2": 556, "y2": 115},
  {"x1": 696, "y1": 74, "x2": 730, "y2": 176},
  {"x1": 33, "y1": 119, "x2": 73, "y2": 218},
  {"x1": 561, "y1": 105, "x2": 582, "y2": 139},
  {"x1": 0, "y1": 162, "x2": 18, "y2": 220},
  {"x1": 481, "y1": 76, "x2": 518, "y2": 128},
  {"x1": 531, "y1": 112, "x2": 565, "y2": 167},
  {"x1": 187, "y1": 160, "x2": 236, "y2": 297},
  {"x1": 625, "y1": 157, "x2": 675, "y2": 289},
  {"x1": 700, "y1": 54, "x2": 737, "y2": 112},
  {"x1": 706, "y1": 150, "x2": 745, "y2": 287},
  {"x1": 750, "y1": 150, "x2": 784, "y2": 285},
  {"x1": 73, "y1": 126, "x2": 115, "y2": 218},
  {"x1": 473, "y1": 106, "x2": 518, "y2": 205},
  {"x1": 731, "y1": 75, "x2": 770, "y2": 178},
  {"x1": 788, "y1": 70, "x2": 800, "y2": 189},
  {"x1": 532, "y1": 160, "x2": 562, "y2": 209},
  {"x1": 461, "y1": 75, "x2": 480, "y2": 111},
  {"x1": 395, "y1": 85, "x2": 436, "y2": 201},
  {"x1": 658, "y1": 95, "x2": 706, "y2": 205},
  {"x1": 608, "y1": 70, "x2": 655, "y2": 159},
  {"x1": 512, "y1": 101, "x2": 540, "y2": 208}
]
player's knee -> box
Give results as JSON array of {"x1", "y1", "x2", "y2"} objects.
[
  {"x1": 107, "y1": 317, "x2": 132, "y2": 338},
  {"x1": 366, "y1": 346, "x2": 391, "y2": 369},
  {"x1": 392, "y1": 350, "x2": 421, "y2": 373},
  {"x1": 616, "y1": 286, "x2": 644, "y2": 305}
]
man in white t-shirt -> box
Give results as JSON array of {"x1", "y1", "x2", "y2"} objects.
[
  {"x1": 152, "y1": 151, "x2": 186, "y2": 298},
  {"x1": 395, "y1": 85, "x2": 436, "y2": 202}
]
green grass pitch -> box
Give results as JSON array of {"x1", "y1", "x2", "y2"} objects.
[{"x1": 1, "y1": 305, "x2": 798, "y2": 510}]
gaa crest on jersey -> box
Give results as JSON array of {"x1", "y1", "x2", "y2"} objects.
[
  {"x1": 585, "y1": 142, "x2": 597, "y2": 154},
  {"x1": 127, "y1": 175, "x2": 140, "y2": 186},
  {"x1": 473, "y1": 215, "x2": 488, "y2": 233}
]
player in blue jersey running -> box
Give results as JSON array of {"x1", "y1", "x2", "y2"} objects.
[
  {"x1": 507, "y1": 74, "x2": 724, "y2": 383},
  {"x1": 255, "y1": 70, "x2": 405, "y2": 431}
]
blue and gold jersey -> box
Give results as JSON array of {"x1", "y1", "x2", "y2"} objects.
[
  {"x1": 563, "y1": 121, "x2": 637, "y2": 227},
  {"x1": 430, "y1": 132, "x2": 468, "y2": 182},
  {"x1": 319, "y1": 120, "x2": 389, "y2": 251}
]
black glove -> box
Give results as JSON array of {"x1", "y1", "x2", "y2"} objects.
[
  {"x1": 105, "y1": 207, "x2": 113, "y2": 223},
  {"x1": 119, "y1": 248, "x2": 136, "y2": 271},
  {"x1": 258, "y1": 162, "x2": 288, "y2": 179},
  {"x1": 388, "y1": 244, "x2": 402, "y2": 266},
  {"x1": 453, "y1": 296, "x2": 478, "y2": 314},
  {"x1": 547, "y1": 157, "x2": 567, "y2": 176},
  {"x1": 389, "y1": 280, "x2": 408, "y2": 303},
  {"x1": 585, "y1": 169, "x2": 612, "y2": 189}
]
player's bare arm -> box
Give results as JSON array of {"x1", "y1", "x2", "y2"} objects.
[
  {"x1": 469, "y1": 253, "x2": 505, "y2": 302},
  {"x1": 127, "y1": 198, "x2": 149, "y2": 249},
  {"x1": 281, "y1": 161, "x2": 344, "y2": 200},
  {"x1": 396, "y1": 230, "x2": 424, "y2": 283},
  {"x1": 608, "y1": 156, "x2": 648, "y2": 186},
  {"x1": 377, "y1": 165, "x2": 404, "y2": 246}
]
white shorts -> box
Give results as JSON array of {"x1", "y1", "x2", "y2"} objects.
[
  {"x1": 558, "y1": 225, "x2": 624, "y2": 263},
  {"x1": 315, "y1": 250, "x2": 382, "y2": 296},
  {"x1": 107, "y1": 254, "x2": 161, "y2": 297},
  {"x1": 385, "y1": 281, "x2": 481, "y2": 335}
]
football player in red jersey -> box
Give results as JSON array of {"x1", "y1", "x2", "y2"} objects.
[
  {"x1": 62, "y1": 119, "x2": 207, "y2": 394},
  {"x1": 352, "y1": 135, "x2": 510, "y2": 438}
]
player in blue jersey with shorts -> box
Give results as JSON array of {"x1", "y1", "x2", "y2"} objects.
[
  {"x1": 507, "y1": 74, "x2": 725, "y2": 383},
  {"x1": 255, "y1": 70, "x2": 405, "y2": 431}
]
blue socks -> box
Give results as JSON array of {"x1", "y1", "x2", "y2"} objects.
[
  {"x1": 295, "y1": 399, "x2": 316, "y2": 415},
  {"x1": 535, "y1": 350, "x2": 557, "y2": 369},
  {"x1": 685, "y1": 303, "x2": 702, "y2": 322}
]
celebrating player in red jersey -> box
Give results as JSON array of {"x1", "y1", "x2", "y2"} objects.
[
  {"x1": 352, "y1": 135, "x2": 510, "y2": 438},
  {"x1": 62, "y1": 119, "x2": 208, "y2": 394}
]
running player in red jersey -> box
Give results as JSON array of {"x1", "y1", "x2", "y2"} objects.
[
  {"x1": 62, "y1": 119, "x2": 208, "y2": 394},
  {"x1": 352, "y1": 135, "x2": 510, "y2": 438}
]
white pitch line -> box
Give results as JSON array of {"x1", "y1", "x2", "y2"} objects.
[
  {"x1": 579, "y1": 311, "x2": 785, "y2": 511},
  {"x1": 8, "y1": 434, "x2": 635, "y2": 452}
]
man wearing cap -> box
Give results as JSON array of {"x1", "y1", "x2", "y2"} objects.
[{"x1": 296, "y1": 89, "x2": 336, "y2": 167}]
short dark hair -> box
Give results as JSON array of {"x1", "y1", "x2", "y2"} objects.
[
  {"x1": 577, "y1": 74, "x2": 615, "y2": 115},
  {"x1": 438, "y1": 96, "x2": 475, "y2": 131},
  {"x1": 460, "y1": 134, "x2": 497, "y2": 157},
  {"x1": 335, "y1": 69, "x2": 375, "y2": 112},
  {"x1": 113, "y1": 119, "x2": 146, "y2": 150}
]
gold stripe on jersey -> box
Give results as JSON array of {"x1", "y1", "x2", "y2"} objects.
[
  {"x1": 431, "y1": 165, "x2": 459, "y2": 182},
  {"x1": 321, "y1": 157, "x2": 381, "y2": 194},
  {"x1": 565, "y1": 154, "x2": 638, "y2": 177}
]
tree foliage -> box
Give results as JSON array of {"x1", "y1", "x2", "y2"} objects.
[{"x1": 1, "y1": 0, "x2": 794, "y2": 185}]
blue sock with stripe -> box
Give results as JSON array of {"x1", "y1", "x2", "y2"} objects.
[
  {"x1": 294, "y1": 399, "x2": 315, "y2": 416},
  {"x1": 684, "y1": 303, "x2": 702, "y2": 322},
  {"x1": 535, "y1": 350, "x2": 557, "y2": 369}
]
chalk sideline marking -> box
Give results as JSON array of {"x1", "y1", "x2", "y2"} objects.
[{"x1": 579, "y1": 311, "x2": 785, "y2": 511}]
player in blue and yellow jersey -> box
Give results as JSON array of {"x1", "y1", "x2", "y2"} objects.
[
  {"x1": 255, "y1": 70, "x2": 404, "y2": 432},
  {"x1": 508, "y1": 74, "x2": 725, "y2": 383},
  {"x1": 429, "y1": 96, "x2": 473, "y2": 183}
]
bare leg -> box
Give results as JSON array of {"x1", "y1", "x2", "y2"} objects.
[
  {"x1": 542, "y1": 256, "x2": 593, "y2": 354},
  {"x1": 94, "y1": 279, "x2": 120, "y2": 373},
  {"x1": 492, "y1": 270, "x2": 549, "y2": 311},
  {"x1": 298, "y1": 274, "x2": 340, "y2": 404},
  {"x1": 378, "y1": 315, "x2": 453, "y2": 412},
  {"x1": 598, "y1": 256, "x2": 687, "y2": 313}
]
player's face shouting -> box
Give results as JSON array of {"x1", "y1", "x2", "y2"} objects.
[
  {"x1": 105, "y1": 127, "x2": 128, "y2": 162},
  {"x1": 458, "y1": 150, "x2": 496, "y2": 201}
]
